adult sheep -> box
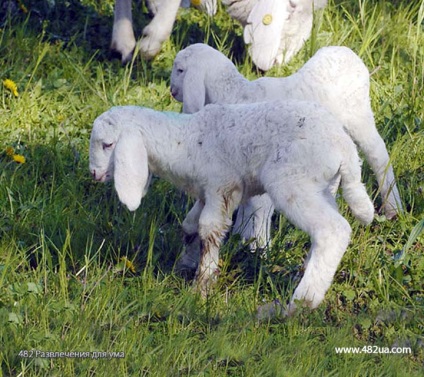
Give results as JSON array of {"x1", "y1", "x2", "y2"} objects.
[
  {"x1": 170, "y1": 43, "x2": 402, "y2": 255},
  {"x1": 112, "y1": 0, "x2": 327, "y2": 70},
  {"x1": 89, "y1": 101, "x2": 374, "y2": 315}
]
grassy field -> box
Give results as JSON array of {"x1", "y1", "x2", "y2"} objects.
[{"x1": 0, "y1": 0, "x2": 423, "y2": 375}]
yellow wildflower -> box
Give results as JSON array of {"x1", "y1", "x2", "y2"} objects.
[
  {"x1": 191, "y1": 0, "x2": 202, "y2": 6},
  {"x1": 3, "y1": 79, "x2": 19, "y2": 97},
  {"x1": 12, "y1": 154, "x2": 26, "y2": 164},
  {"x1": 6, "y1": 146, "x2": 15, "y2": 157},
  {"x1": 120, "y1": 257, "x2": 136, "y2": 273}
]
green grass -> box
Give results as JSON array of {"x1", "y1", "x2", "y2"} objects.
[{"x1": 1, "y1": 0, "x2": 423, "y2": 376}]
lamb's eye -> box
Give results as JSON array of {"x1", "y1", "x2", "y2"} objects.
[
  {"x1": 102, "y1": 142, "x2": 113, "y2": 150},
  {"x1": 177, "y1": 68, "x2": 184, "y2": 74}
]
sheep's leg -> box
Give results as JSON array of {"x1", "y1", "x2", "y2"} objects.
[
  {"x1": 347, "y1": 114, "x2": 403, "y2": 219},
  {"x1": 195, "y1": 189, "x2": 241, "y2": 297},
  {"x1": 265, "y1": 183, "x2": 351, "y2": 315},
  {"x1": 233, "y1": 194, "x2": 274, "y2": 251},
  {"x1": 138, "y1": 0, "x2": 181, "y2": 59},
  {"x1": 361, "y1": 133, "x2": 402, "y2": 219},
  {"x1": 176, "y1": 200, "x2": 204, "y2": 274},
  {"x1": 111, "y1": 0, "x2": 136, "y2": 63}
]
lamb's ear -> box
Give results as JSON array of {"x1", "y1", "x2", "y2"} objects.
[
  {"x1": 113, "y1": 127, "x2": 149, "y2": 211},
  {"x1": 182, "y1": 66, "x2": 206, "y2": 114}
]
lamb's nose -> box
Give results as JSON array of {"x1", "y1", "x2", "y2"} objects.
[{"x1": 91, "y1": 170, "x2": 96, "y2": 180}]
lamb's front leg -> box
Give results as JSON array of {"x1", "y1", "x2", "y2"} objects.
[{"x1": 195, "y1": 189, "x2": 241, "y2": 297}]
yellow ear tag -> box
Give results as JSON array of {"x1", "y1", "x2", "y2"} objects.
[{"x1": 262, "y1": 14, "x2": 273, "y2": 25}]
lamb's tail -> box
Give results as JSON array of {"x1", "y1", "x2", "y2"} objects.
[{"x1": 340, "y1": 142, "x2": 375, "y2": 225}]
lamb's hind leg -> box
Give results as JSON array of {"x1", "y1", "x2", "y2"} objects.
[
  {"x1": 266, "y1": 183, "x2": 352, "y2": 315},
  {"x1": 345, "y1": 111, "x2": 402, "y2": 219},
  {"x1": 361, "y1": 131, "x2": 402, "y2": 219}
]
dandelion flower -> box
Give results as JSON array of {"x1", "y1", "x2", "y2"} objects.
[
  {"x1": 191, "y1": 0, "x2": 202, "y2": 6},
  {"x1": 120, "y1": 257, "x2": 136, "y2": 273},
  {"x1": 3, "y1": 79, "x2": 19, "y2": 97},
  {"x1": 12, "y1": 154, "x2": 26, "y2": 164}
]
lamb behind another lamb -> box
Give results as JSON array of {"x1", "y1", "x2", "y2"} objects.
[
  {"x1": 170, "y1": 43, "x2": 402, "y2": 252},
  {"x1": 89, "y1": 101, "x2": 374, "y2": 314}
]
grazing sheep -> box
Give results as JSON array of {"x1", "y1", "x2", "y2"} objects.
[
  {"x1": 111, "y1": 0, "x2": 326, "y2": 70},
  {"x1": 170, "y1": 43, "x2": 402, "y2": 253},
  {"x1": 225, "y1": 0, "x2": 328, "y2": 71},
  {"x1": 89, "y1": 101, "x2": 374, "y2": 314}
]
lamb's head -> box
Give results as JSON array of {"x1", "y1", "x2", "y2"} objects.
[
  {"x1": 170, "y1": 43, "x2": 238, "y2": 113},
  {"x1": 170, "y1": 44, "x2": 216, "y2": 102},
  {"x1": 89, "y1": 106, "x2": 151, "y2": 211},
  {"x1": 170, "y1": 52, "x2": 188, "y2": 103},
  {"x1": 89, "y1": 110, "x2": 122, "y2": 182}
]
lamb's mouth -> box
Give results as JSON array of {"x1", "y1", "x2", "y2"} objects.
[
  {"x1": 170, "y1": 87, "x2": 179, "y2": 99},
  {"x1": 92, "y1": 170, "x2": 112, "y2": 182}
]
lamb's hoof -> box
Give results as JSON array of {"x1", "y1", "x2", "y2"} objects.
[{"x1": 256, "y1": 299, "x2": 286, "y2": 321}]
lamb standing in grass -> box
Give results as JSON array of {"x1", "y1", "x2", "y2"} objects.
[
  {"x1": 89, "y1": 102, "x2": 374, "y2": 314},
  {"x1": 170, "y1": 43, "x2": 402, "y2": 254}
]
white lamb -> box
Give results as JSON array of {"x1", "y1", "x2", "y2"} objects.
[
  {"x1": 89, "y1": 101, "x2": 374, "y2": 314},
  {"x1": 170, "y1": 43, "x2": 402, "y2": 254},
  {"x1": 111, "y1": 0, "x2": 327, "y2": 70}
]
